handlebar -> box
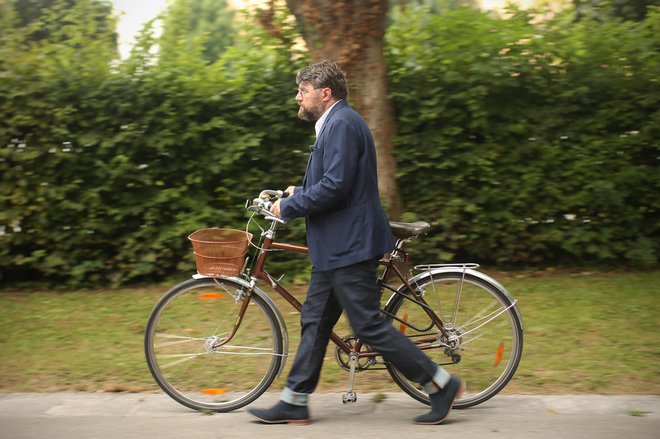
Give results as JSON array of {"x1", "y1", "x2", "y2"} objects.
[
  {"x1": 246, "y1": 189, "x2": 289, "y2": 223},
  {"x1": 259, "y1": 189, "x2": 289, "y2": 202}
]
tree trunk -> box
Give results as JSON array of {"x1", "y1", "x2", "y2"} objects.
[{"x1": 283, "y1": 0, "x2": 403, "y2": 218}]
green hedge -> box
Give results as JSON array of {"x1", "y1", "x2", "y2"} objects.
[
  {"x1": 1, "y1": 3, "x2": 658, "y2": 287},
  {"x1": 387, "y1": 5, "x2": 659, "y2": 267},
  {"x1": 0, "y1": 3, "x2": 311, "y2": 286}
]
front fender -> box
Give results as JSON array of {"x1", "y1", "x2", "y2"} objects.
[{"x1": 193, "y1": 275, "x2": 290, "y2": 377}]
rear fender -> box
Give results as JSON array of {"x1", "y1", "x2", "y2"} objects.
[{"x1": 386, "y1": 267, "x2": 523, "y2": 330}]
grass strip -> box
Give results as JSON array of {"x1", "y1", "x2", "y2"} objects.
[{"x1": 1, "y1": 269, "x2": 658, "y2": 394}]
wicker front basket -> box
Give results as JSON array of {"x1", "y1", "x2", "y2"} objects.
[{"x1": 188, "y1": 228, "x2": 253, "y2": 277}]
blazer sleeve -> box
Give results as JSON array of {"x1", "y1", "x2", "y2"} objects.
[{"x1": 280, "y1": 117, "x2": 360, "y2": 222}]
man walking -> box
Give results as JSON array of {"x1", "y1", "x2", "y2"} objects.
[{"x1": 248, "y1": 60, "x2": 463, "y2": 425}]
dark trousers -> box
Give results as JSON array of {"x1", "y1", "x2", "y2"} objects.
[{"x1": 285, "y1": 258, "x2": 439, "y2": 394}]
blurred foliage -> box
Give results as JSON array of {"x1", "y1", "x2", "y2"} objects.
[
  {"x1": 0, "y1": 0, "x2": 311, "y2": 286},
  {"x1": 160, "y1": 0, "x2": 237, "y2": 63},
  {"x1": 9, "y1": 0, "x2": 117, "y2": 46},
  {"x1": 387, "y1": 4, "x2": 659, "y2": 267},
  {"x1": 392, "y1": 0, "x2": 478, "y2": 14},
  {"x1": 0, "y1": 1, "x2": 658, "y2": 287},
  {"x1": 574, "y1": 0, "x2": 655, "y2": 22}
]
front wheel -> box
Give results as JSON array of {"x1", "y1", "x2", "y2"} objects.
[
  {"x1": 384, "y1": 270, "x2": 523, "y2": 408},
  {"x1": 144, "y1": 278, "x2": 284, "y2": 412}
]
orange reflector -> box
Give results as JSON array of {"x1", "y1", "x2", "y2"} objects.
[
  {"x1": 201, "y1": 388, "x2": 227, "y2": 395},
  {"x1": 494, "y1": 342, "x2": 504, "y2": 367},
  {"x1": 198, "y1": 292, "x2": 225, "y2": 300},
  {"x1": 399, "y1": 313, "x2": 409, "y2": 334}
]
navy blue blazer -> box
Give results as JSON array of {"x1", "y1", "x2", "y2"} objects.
[{"x1": 280, "y1": 100, "x2": 396, "y2": 270}]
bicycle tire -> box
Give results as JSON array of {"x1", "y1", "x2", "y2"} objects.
[
  {"x1": 384, "y1": 269, "x2": 523, "y2": 408},
  {"x1": 144, "y1": 277, "x2": 284, "y2": 412}
]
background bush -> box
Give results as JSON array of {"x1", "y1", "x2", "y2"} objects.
[
  {"x1": 0, "y1": 1, "x2": 311, "y2": 286},
  {"x1": 1, "y1": 2, "x2": 658, "y2": 287},
  {"x1": 387, "y1": 5, "x2": 659, "y2": 267}
]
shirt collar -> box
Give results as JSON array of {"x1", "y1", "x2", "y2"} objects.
[{"x1": 315, "y1": 100, "x2": 342, "y2": 137}]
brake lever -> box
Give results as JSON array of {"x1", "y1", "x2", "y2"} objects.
[
  {"x1": 247, "y1": 191, "x2": 287, "y2": 224},
  {"x1": 264, "y1": 214, "x2": 286, "y2": 224}
]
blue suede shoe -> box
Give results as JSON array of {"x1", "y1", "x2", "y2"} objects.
[
  {"x1": 247, "y1": 400, "x2": 310, "y2": 425},
  {"x1": 414, "y1": 375, "x2": 464, "y2": 425}
]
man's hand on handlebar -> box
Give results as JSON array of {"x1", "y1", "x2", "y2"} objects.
[
  {"x1": 271, "y1": 199, "x2": 282, "y2": 218},
  {"x1": 270, "y1": 186, "x2": 296, "y2": 218},
  {"x1": 248, "y1": 188, "x2": 294, "y2": 222}
]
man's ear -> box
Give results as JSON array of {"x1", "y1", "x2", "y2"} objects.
[{"x1": 320, "y1": 87, "x2": 333, "y2": 102}]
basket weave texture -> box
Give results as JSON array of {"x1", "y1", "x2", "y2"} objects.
[{"x1": 188, "y1": 228, "x2": 252, "y2": 277}]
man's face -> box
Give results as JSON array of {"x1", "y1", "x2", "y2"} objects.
[{"x1": 296, "y1": 82, "x2": 325, "y2": 122}]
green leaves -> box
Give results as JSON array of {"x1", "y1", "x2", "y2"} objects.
[
  {"x1": 1, "y1": 2, "x2": 657, "y2": 287},
  {"x1": 387, "y1": 5, "x2": 659, "y2": 268},
  {"x1": 1, "y1": 0, "x2": 310, "y2": 287}
]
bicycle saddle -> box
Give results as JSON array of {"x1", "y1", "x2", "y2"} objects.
[{"x1": 389, "y1": 221, "x2": 431, "y2": 239}]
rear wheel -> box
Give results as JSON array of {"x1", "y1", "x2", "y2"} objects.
[
  {"x1": 144, "y1": 278, "x2": 283, "y2": 412},
  {"x1": 385, "y1": 271, "x2": 523, "y2": 408}
]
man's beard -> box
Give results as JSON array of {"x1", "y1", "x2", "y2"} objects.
[{"x1": 298, "y1": 101, "x2": 324, "y2": 121}]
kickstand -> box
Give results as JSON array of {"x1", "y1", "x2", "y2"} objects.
[{"x1": 342, "y1": 353, "x2": 358, "y2": 404}]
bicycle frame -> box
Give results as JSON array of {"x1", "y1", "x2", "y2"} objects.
[{"x1": 225, "y1": 218, "x2": 452, "y2": 363}]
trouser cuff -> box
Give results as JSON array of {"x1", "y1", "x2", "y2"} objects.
[
  {"x1": 280, "y1": 387, "x2": 309, "y2": 406},
  {"x1": 422, "y1": 366, "x2": 451, "y2": 395}
]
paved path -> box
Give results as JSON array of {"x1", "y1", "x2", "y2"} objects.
[{"x1": 1, "y1": 392, "x2": 658, "y2": 439}]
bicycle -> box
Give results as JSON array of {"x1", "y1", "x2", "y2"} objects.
[{"x1": 144, "y1": 190, "x2": 523, "y2": 413}]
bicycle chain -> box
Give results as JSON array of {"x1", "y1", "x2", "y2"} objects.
[{"x1": 334, "y1": 333, "x2": 458, "y2": 372}]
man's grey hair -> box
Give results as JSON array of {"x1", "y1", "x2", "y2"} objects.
[{"x1": 296, "y1": 60, "x2": 348, "y2": 101}]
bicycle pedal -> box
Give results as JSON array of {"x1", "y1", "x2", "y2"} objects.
[{"x1": 342, "y1": 392, "x2": 357, "y2": 404}]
